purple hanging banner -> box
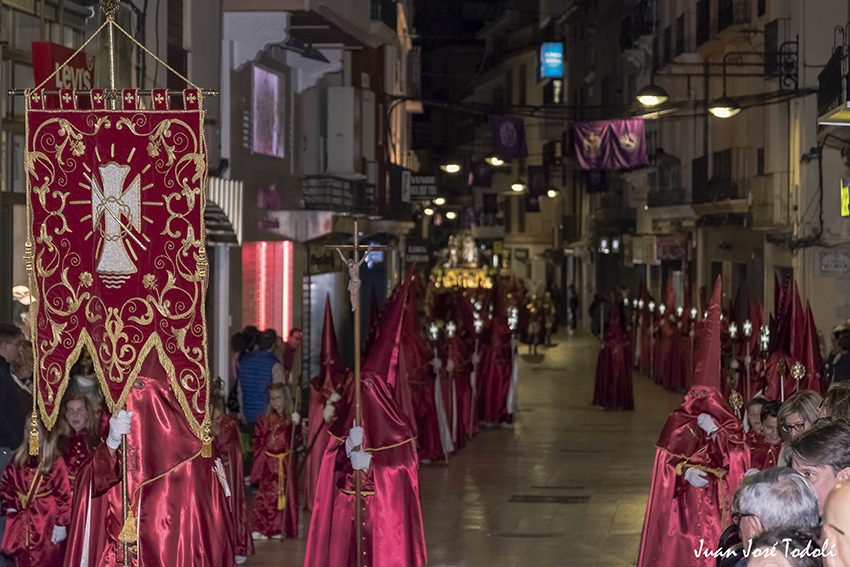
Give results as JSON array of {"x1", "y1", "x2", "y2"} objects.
[
  {"x1": 573, "y1": 120, "x2": 609, "y2": 170},
  {"x1": 526, "y1": 165, "x2": 549, "y2": 212},
  {"x1": 469, "y1": 161, "x2": 493, "y2": 187},
  {"x1": 490, "y1": 115, "x2": 529, "y2": 161},
  {"x1": 608, "y1": 118, "x2": 648, "y2": 169},
  {"x1": 574, "y1": 119, "x2": 648, "y2": 171}
]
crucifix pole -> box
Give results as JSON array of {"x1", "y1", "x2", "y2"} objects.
[
  {"x1": 100, "y1": 0, "x2": 130, "y2": 563},
  {"x1": 325, "y1": 220, "x2": 386, "y2": 567}
]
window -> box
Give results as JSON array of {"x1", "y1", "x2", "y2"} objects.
[
  {"x1": 503, "y1": 196, "x2": 512, "y2": 233},
  {"x1": 757, "y1": 148, "x2": 765, "y2": 176},
  {"x1": 696, "y1": 0, "x2": 710, "y2": 45},
  {"x1": 764, "y1": 20, "x2": 779, "y2": 76},
  {"x1": 758, "y1": 0, "x2": 766, "y2": 16},
  {"x1": 676, "y1": 15, "x2": 685, "y2": 56},
  {"x1": 692, "y1": 155, "x2": 709, "y2": 204},
  {"x1": 518, "y1": 64, "x2": 527, "y2": 106},
  {"x1": 505, "y1": 69, "x2": 513, "y2": 105},
  {"x1": 663, "y1": 25, "x2": 672, "y2": 63},
  {"x1": 517, "y1": 197, "x2": 526, "y2": 233}
]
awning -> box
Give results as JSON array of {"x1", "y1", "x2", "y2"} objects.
[{"x1": 207, "y1": 177, "x2": 243, "y2": 246}]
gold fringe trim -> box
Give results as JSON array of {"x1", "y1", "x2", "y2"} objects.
[
  {"x1": 118, "y1": 509, "x2": 137, "y2": 543},
  {"x1": 28, "y1": 413, "x2": 38, "y2": 456}
]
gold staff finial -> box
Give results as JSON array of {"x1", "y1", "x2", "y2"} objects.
[
  {"x1": 101, "y1": 0, "x2": 120, "y2": 21},
  {"x1": 791, "y1": 361, "x2": 806, "y2": 382}
]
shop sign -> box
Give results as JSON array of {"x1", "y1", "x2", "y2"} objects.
[
  {"x1": 514, "y1": 248, "x2": 529, "y2": 261},
  {"x1": 308, "y1": 244, "x2": 340, "y2": 275},
  {"x1": 842, "y1": 177, "x2": 850, "y2": 217},
  {"x1": 32, "y1": 42, "x2": 95, "y2": 90},
  {"x1": 402, "y1": 171, "x2": 438, "y2": 201},
  {"x1": 821, "y1": 250, "x2": 850, "y2": 275},
  {"x1": 406, "y1": 239, "x2": 431, "y2": 264},
  {"x1": 656, "y1": 234, "x2": 687, "y2": 261}
]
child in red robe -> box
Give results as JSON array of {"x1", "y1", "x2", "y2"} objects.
[
  {"x1": 251, "y1": 383, "x2": 301, "y2": 539},
  {"x1": 211, "y1": 386, "x2": 254, "y2": 563},
  {"x1": 0, "y1": 421, "x2": 71, "y2": 567},
  {"x1": 58, "y1": 393, "x2": 100, "y2": 487}
]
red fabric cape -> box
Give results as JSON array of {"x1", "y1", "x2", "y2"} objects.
[
  {"x1": 592, "y1": 312, "x2": 634, "y2": 410},
  {"x1": 63, "y1": 364, "x2": 233, "y2": 567},
  {"x1": 215, "y1": 414, "x2": 253, "y2": 557},
  {"x1": 304, "y1": 374, "x2": 427, "y2": 567},
  {"x1": 637, "y1": 387, "x2": 750, "y2": 567}
]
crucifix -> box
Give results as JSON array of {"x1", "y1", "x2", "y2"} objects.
[{"x1": 324, "y1": 220, "x2": 386, "y2": 567}]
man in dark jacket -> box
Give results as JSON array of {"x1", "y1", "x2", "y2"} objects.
[{"x1": 0, "y1": 322, "x2": 27, "y2": 567}]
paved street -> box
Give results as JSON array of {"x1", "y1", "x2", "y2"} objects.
[{"x1": 249, "y1": 331, "x2": 683, "y2": 567}]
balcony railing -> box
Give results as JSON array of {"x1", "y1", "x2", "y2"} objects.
[
  {"x1": 302, "y1": 175, "x2": 376, "y2": 215},
  {"x1": 371, "y1": 0, "x2": 396, "y2": 31}
]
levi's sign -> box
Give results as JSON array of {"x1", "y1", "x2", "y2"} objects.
[{"x1": 32, "y1": 42, "x2": 95, "y2": 90}]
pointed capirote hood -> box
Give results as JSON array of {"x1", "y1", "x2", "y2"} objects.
[
  {"x1": 802, "y1": 301, "x2": 824, "y2": 387},
  {"x1": 314, "y1": 294, "x2": 348, "y2": 393},
  {"x1": 320, "y1": 294, "x2": 340, "y2": 369},
  {"x1": 692, "y1": 276, "x2": 723, "y2": 390},
  {"x1": 362, "y1": 264, "x2": 414, "y2": 390},
  {"x1": 665, "y1": 277, "x2": 676, "y2": 311}
]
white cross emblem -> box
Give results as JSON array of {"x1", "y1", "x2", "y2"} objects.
[{"x1": 90, "y1": 163, "x2": 141, "y2": 275}]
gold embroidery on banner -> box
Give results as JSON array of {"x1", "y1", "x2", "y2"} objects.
[{"x1": 25, "y1": 101, "x2": 211, "y2": 439}]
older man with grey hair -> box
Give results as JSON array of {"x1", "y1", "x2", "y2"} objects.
[{"x1": 717, "y1": 467, "x2": 820, "y2": 567}]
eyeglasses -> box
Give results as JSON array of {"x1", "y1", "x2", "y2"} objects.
[
  {"x1": 781, "y1": 421, "x2": 807, "y2": 434},
  {"x1": 731, "y1": 512, "x2": 757, "y2": 525}
]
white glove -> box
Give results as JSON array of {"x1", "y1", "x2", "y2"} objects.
[
  {"x1": 107, "y1": 410, "x2": 133, "y2": 450},
  {"x1": 346, "y1": 426, "x2": 364, "y2": 457},
  {"x1": 744, "y1": 468, "x2": 760, "y2": 477},
  {"x1": 291, "y1": 412, "x2": 301, "y2": 425},
  {"x1": 472, "y1": 353, "x2": 480, "y2": 365},
  {"x1": 329, "y1": 393, "x2": 341, "y2": 403},
  {"x1": 323, "y1": 403, "x2": 336, "y2": 423},
  {"x1": 730, "y1": 359, "x2": 740, "y2": 369},
  {"x1": 684, "y1": 467, "x2": 709, "y2": 487},
  {"x1": 6, "y1": 508, "x2": 15, "y2": 514},
  {"x1": 51, "y1": 525, "x2": 67, "y2": 544},
  {"x1": 446, "y1": 359, "x2": 455, "y2": 374},
  {"x1": 697, "y1": 413, "x2": 718, "y2": 436},
  {"x1": 349, "y1": 448, "x2": 372, "y2": 471}
]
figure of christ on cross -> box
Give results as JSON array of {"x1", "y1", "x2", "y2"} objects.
[
  {"x1": 338, "y1": 246, "x2": 373, "y2": 313},
  {"x1": 324, "y1": 221, "x2": 387, "y2": 567}
]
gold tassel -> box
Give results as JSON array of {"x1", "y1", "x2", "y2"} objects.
[
  {"x1": 118, "y1": 509, "x2": 137, "y2": 543},
  {"x1": 201, "y1": 423, "x2": 212, "y2": 458},
  {"x1": 28, "y1": 413, "x2": 38, "y2": 456}
]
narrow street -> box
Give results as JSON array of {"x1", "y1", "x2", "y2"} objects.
[{"x1": 251, "y1": 330, "x2": 683, "y2": 567}]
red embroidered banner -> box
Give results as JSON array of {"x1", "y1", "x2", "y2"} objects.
[{"x1": 25, "y1": 89, "x2": 210, "y2": 438}]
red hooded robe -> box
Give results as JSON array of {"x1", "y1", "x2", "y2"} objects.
[
  {"x1": 63, "y1": 358, "x2": 234, "y2": 567},
  {"x1": 637, "y1": 277, "x2": 751, "y2": 567},
  {"x1": 304, "y1": 296, "x2": 351, "y2": 510},
  {"x1": 304, "y1": 270, "x2": 426, "y2": 567}
]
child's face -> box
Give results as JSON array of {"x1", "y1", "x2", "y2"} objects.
[
  {"x1": 269, "y1": 390, "x2": 285, "y2": 414},
  {"x1": 748, "y1": 404, "x2": 764, "y2": 435},
  {"x1": 66, "y1": 399, "x2": 87, "y2": 432}
]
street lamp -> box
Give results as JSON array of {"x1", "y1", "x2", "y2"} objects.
[
  {"x1": 486, "y1": 157, "x2": 504, "y2": 166},
  {"x1": 446, "y1": 211, "x2": 457, "y2": 220},
  {"x1": 424, "y1": 208, "x2": 435, "y2": 216},
  {"x1": 441, "y1": 163, "x2": 461, "y2": 173},
  {"x1": 547, "y1": 188, "x2": 560, "y2": 198},
  {"x1": 636, "y1": 83, "x2": 669, "y2": 106},
  {"x1": 511, "y1": 180, "x2": 525, "y2": 192},
  {"x1": 709, "y1": 96, "x2": 742, "y2": 118},
  {"x1": 433, "y1": 197, "x2": 446, "y2": 205}
]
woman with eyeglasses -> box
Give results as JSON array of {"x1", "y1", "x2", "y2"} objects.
[{"x1": 778, "y1": 390, "x2": 824, "y2": 442}]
